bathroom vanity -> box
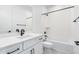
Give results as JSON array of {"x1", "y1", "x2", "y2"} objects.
[{"x1": 0, "y1": 33, "x2": 43, "y2": 54}]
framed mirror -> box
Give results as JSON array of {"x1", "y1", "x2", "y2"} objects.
[{"x1": 0, "y1": 5, "x2": 32, "y2": 34}]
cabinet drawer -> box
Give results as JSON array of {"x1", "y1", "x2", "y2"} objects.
[
  {"x1": 0, "y1": 43, "x2": 23, "y2": 54},
  {"x1": 23, "y1": 37, "x2": 42, "y2": 50}
]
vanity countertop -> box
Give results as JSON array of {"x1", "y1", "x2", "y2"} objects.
[{"x1": 0, "y1": 33, "x2": 42, "y2": 50}]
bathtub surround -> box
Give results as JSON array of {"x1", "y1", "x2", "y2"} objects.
[
  {"x1": 41, "y1": 5, "x2": 79, "y2": 54},
  {"x1": 41, "y1": 5, "x2": 74, "y2": 42},
  {"x1": 43, "y1": 39, "x2": 74, "y2": 54}
]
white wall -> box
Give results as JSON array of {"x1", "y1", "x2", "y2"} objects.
[
  {"x1": 40, "y1": 6, "x2": 49, "y2": 33},
  {"x1": 41, "y1": 15, "x2": 49, "y2": 33}
]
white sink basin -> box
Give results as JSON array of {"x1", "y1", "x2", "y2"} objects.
[
  {"x1": 17, "y1": 34, "x2": 34, "y2": 39},
  {"x1": 18, "y1": 35, "x2": 31, "y2": 39}
]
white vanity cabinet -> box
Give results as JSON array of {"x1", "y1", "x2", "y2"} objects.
[
  {"x1": 19, "y1": 46, "x2": 35, "y2": 54},
  {"x1": 20, "y1": 36, "x2": 43, "y2": 54},
  {"x1": 20, "y1": 42, "x2": 43, "y2": 54},
  {"x1": 0, "y1": 34, "x2": 43, "y2": 54},
  {"x1": 23, "y1": 37, "x2": 42, "y2": 50},
  {"x1": 0, "y1": 43, "x2": 23, "y2": 54}
]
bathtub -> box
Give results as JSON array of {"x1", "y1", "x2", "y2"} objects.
[{"x1": 43, "y1": 39, "x2": 75, "y2": 54}]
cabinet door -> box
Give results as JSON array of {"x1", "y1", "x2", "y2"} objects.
[
  {"x1": 19, "y1": 50, "x2": 31, "y2": 54},
  {"x1": 23, "y1": 38, "x2": 40, "y2": 50},
  {"x1": 34, "y1": 42, "x2": 43, "y2": 54},
  {"x1": 19, "y1": 47, "x2": 35, "y2": 54},
  {"x1": 0, "y1": 43, "x2": 23, "y2": 54},
  {"x1": 20, "y1": 42, "x2": 43, "y2": 54}
]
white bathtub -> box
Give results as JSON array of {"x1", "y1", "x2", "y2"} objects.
[{"x1": 43, "y1": 39, "x2": 75, "y2": 54}]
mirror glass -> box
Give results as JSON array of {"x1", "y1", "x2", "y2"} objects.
[{"x1": 0, "y1": 5, "x2": 32, "y2": 34}]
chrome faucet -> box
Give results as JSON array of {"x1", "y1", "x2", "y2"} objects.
[{"x1": 20, "y1": 29, "x2": 25, "y2": 36}]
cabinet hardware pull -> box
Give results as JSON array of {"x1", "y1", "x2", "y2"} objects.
[
  {"x1": 39, "y1": 38, "x2": 42, "y2": 40},
  {"x1": 7, "y1": 48, "x2": 20, "y2": 54},
  {"x1": 31, "y1": 48, "x2": 35, "y2": 54}
]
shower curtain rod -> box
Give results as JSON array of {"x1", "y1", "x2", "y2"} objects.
[
  {"x1": 26, "y1": 6, "x2": 75, "y2": 19},
  {"x1": 42, "y1": 6, "x2": 74, "y2": 15}
]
